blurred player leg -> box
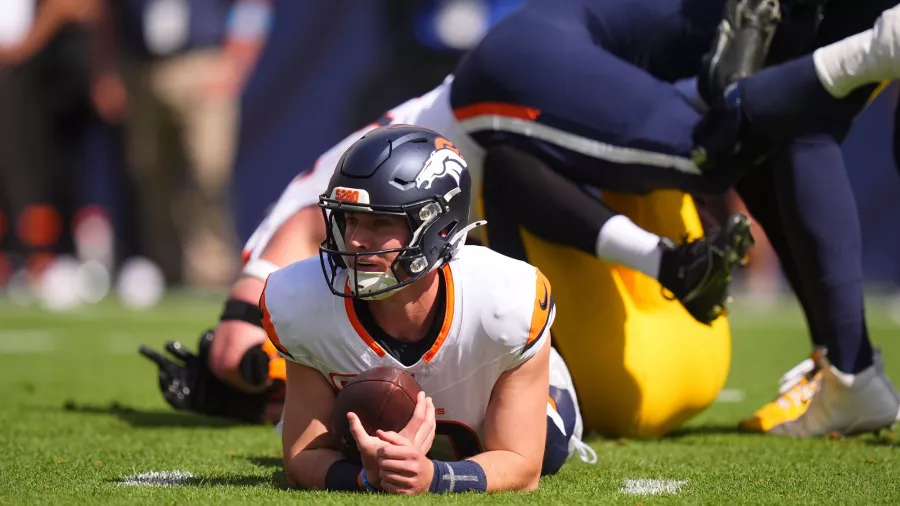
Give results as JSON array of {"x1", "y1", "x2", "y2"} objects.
[
  {"x1": 733, "y1": 128, "x2": 899, "y2": 435},
  {"x1": 764, "y1": 134, "x2": 900, "y2": 436},
  {"x1": 121, "y1": 56, "x2": 185, "y2": 284},
  {"x1": 734, "y1": 148, "x2": 832, "y2": 432},
  {"x1": 732, "y1": 0, "x2": 900, "y2": 435},
  {"x1": 0, "y1": 33, "x2": 69, "y2": 294},
  {"x1": 151, "y1": 49, "x2": 240, "y2": 287}
]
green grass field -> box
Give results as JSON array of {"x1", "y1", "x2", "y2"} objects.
[{"x1": 1, "y1": 294, "x2": 899, "y2": 504}]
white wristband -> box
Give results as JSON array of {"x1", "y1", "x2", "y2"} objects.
[{"x1": 242, "y1": 258, "x2": 280, "y2": 281}]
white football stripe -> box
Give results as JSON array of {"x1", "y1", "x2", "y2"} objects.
[
  {"x1": 119, "y1": 470, "x2": 194, "y2": 487},
  {"x1": 458, "y1": 115, "x2": 702, "y2": 175},
  {"x1": 715, "y1": 388, "x2": 746, "y2": 403},
  {"x1": 621, "y1": 478, "x2": 688, "y2": 495}
]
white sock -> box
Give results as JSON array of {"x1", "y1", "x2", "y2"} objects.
[
  {"x1": 595, "y1": 215, "x2": 663, "y2": 278},
  {"x1": 813, "y1": 29, "x2": 875, "y2": 98},
  {"x1": 815, "y1": 5, "x2": 900, "y2": 97}
]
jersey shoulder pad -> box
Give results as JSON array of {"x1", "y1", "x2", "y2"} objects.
[
  {"x1": 453, "y1": 246, "x2": 554, "y2": 353},
  {"x1": 259, "y1": 257, "x2": 327, "y2": 358}
]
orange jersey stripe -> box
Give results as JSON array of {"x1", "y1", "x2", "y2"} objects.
[
  {"x1": 343, "y1": 283, "x2": 387, "y2": 358},
  {"x1": 453, "y1": 102, "x2": 541, "y2": 122},
  {"x1": 423, "y1": 264, "x2": 456, "y2": 363},
  {"x1": 527, "y1": 269, "x2": 552, "y2": 346},
  {"x1": 343, "y1": 265, "x2": 454, "y2": 362},
  {"x1": 259, "y1": 279, "x2": 291, "y2": 357}
]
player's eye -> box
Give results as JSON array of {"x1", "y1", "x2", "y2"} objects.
[
  {"x1": 373, "y1": 218, "x2": 394, "y2": 228},
  {"x1": 344, "y1": 214, "x2": 359, "y2": 226}
]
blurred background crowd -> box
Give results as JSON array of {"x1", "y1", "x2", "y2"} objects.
[{"x1": 1, "y1": 0, "x2": 899, "y2": 312}]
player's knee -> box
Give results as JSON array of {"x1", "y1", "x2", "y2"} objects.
[
  {"x1": 542, "y1": 416, "x2": 570, "y2": 476},
  {"x1": 542, "y1": 385, "x2": 579, "y2": 476}
]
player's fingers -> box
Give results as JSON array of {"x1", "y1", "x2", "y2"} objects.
[
  {"x1": 164, "y1": 341, "x2": 196, "y2": 363},
  {"x1": 376, "y1": 439, "x2": 416, "y2": 460},
  {"x1": 376, "y1": 429, "x2": 411, "y2": 447},
  {"x1": 402, "y1": 391, "x2": 427, "y2": 438},
  {"x1": 347, "y1": 413, "x2": 372, "y2": 444},
  {"x1": 376, "y1": 437, "x2": 396, "y2": 458},
  {"x1": 414, "y1": 396, "x2": 437, "y2": 450},
  {"x1": 378, "y1": 469, "x2": 417, "y2": 491},
  {"x1": 375, "y1": 430, "x2": 412, "y2": 446},
  {"x1": 420, "y1": 426, "x2": 436, "y2": 453},
  {"x1": 138, "y1": 346, "x2": 177, "y2": 369},
  {"x1": 377, "y1": 458, "x2": 418, "y2": 477}
]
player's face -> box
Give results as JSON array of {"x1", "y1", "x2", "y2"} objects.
[{"x1": 343, "y1": 212, "x2": 411, "y2": 272}]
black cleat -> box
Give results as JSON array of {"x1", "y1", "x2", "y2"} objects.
[
  {"x1": 699, "y1": 0, "x2": 782, "y2": 105},
  {"x1": 658, "y1": 213, "x2": 755, "y2": 325}
]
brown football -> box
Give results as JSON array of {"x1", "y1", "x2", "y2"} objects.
[{"x1": 331, "y1": 366, "x2": 423, "y2": 462}]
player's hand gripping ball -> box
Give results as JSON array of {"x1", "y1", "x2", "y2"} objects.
[{"x1": 331, "y1": 366, "x2": 422, "y2": 462}]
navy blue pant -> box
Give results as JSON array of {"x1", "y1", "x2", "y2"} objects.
[
  {"x1": 451, "y1": 1, "x2": 736, "y2": 195},
  {"x1": 459, "y1": 0, "x2": 891, "y2": 373},
  {"x1": 542, "y1": 384, "x2": 579, "y2": 476},
  {"x1": 452, "y1": 0, "x2": 893, "y2": 194}
]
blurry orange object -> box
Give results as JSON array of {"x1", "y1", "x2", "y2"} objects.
[
  {"x1": 0, "y1": 254, "x2": 10, "y2": 288},
  {"x1": 17, "y1": 204, "x2": 62, "y2": 247}
]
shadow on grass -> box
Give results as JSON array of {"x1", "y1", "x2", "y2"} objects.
[
  {"x1": 60, "y1": 401, "x2": 240, "y2": 429},
  {"x1": 663, "y1": 424, "x2": 746, "y2": 439},
  {"x1": 247, "y1": 456, "x2": 282, "y2": 469},
  {"x1": 862, "y1": 432, "x2": 900, "y2": 447},
  {"x1": 244, "y1": 456, "x2": 290, "y2": 489}
]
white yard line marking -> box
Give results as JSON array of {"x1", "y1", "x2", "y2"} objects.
[
  {"x1": 0, "y1": 330, "x2": 56, "y2": 354},
  {"x1": 715, "y1": 388, "x2": 746, "y2": 403},
  {"x1": 119, "y1": 470, "x2": 194, "y2": 487},
  {"x1": 621, "y1": 478, "x2": 688, "y2": 496}
]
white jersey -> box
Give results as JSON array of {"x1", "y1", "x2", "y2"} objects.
[
  {"x1": 243, "y1": 75, "x2": 484, "y2": 263},
  {"x1": 260, "y1": 246, "x2": 555, "y2": 461}
]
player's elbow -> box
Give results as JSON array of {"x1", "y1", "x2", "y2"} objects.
[
  {"x1": 206, "y1": 330, "x2": 241, "y2": 381},
  {"x1": 282, "y1": 452, "x2": 309, "y2": 489},
  {"x1": 519, "y1": 462, "x2": 542, "y2": 492},
  {"x1": 505, "y1": 454, "x2": 542, "y2": 492},
  {"x1": 208, "y1": 322, "x2": 268, "y2": 390},
  {"x1": 284, "y1": 466, "x2": 299, "y2": 488},
  {"x1": 283, "y1": 462, "x2": 310, "y2": 490}
]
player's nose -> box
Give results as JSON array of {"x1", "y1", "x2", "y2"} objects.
[{"x1": 346, "y1": 230, "x2": 371, "y2": 251}]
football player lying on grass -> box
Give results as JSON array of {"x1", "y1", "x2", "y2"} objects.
[{"x1": 266, "y1": 125, "x2": 595, "y2": 493}]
